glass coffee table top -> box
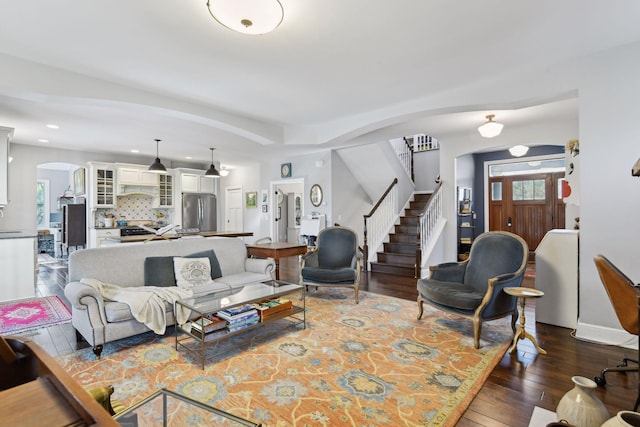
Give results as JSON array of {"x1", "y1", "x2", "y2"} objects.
[{"x1": 114, "y1": 388, "x2": 261, "y2": 426}]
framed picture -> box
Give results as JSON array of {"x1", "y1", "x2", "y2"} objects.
[
  {"x1": 261, "y1": 189, "x2": 268, "y2": 204},
  {"x1": 74, "y1": 167, "x2": 86, "y2": 196},
  {"x1": 246, "y1": 191, "x2": 257, "y2": 208},
  {"x1": 262, "y1": 204, "x2": 268, "y2": 213}
]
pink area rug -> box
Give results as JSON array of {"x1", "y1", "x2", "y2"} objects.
[{"x1": 0, "y1": 296, "x2": 71, "y2": 335}]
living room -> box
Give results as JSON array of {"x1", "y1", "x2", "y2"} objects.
[{"x1": 1, "y1": 2, "x2": 640, "y2": 425}]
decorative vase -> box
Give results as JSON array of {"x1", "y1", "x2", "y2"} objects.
[
  {"x1": 602, "y1": 411, "x2": 640, "y2": 427},
  {"x1": 555, "y1": 376, "x2": 609, "y2": 427}
]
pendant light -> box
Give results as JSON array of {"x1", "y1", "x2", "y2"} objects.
[
  {"x1": 478, "y1": 114, "x2": 504, "y2": 138},
  {"x1": 205, "y1": 147, "x2": 220, "y2": 178},
  {"x1": 148, "y1": 139, "x2": 167, "y2": 173}
]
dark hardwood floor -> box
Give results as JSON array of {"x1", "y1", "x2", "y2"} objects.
[{"x1": 29, "y1": 256, "x2": 637, "y2": 426}]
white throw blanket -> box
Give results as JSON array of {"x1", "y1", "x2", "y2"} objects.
[{"x1": 81, "y1": 279, "x2": 193, "y2": 334}]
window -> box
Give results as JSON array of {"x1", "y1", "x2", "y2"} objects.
[
  {"x1": 512, "y1": 179, "x2": 545, "y2": 200},
  {"x1": 36, "y1": 179, "x2": 50, "y2": 228},
  {"x1": 491, "y1": 182, "x2": 502, "y2": 201}
]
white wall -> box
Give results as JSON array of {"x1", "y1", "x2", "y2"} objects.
[{"x1": 574, "y1": 43, "x2": 640, "y2": 342}]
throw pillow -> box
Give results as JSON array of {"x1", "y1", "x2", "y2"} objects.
[
  {"x1": 173, "y1": 257, "x2": 212, "y2": 289},
  {"x1": 187, "y1": 249, "x2": 223, "y2": 279},
  {"x1": 143, "y1": 256, "x2": 177, "y2": 287}
]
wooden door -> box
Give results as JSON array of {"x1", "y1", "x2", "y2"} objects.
[{"x1": 489, "y1": 172, "x2": 565, "y2": 252}]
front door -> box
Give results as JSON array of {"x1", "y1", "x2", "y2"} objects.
[{"x1": 488, "y1": 172, "x2": 565, "y2": 253}]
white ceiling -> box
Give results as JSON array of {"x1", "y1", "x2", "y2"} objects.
[{"x1": 1, "y1": 1, "x2": 639, "y2": 168}]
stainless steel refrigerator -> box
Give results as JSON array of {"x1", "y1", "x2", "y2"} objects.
[{"x1": 182, "y1": 193, "x2": 217, "y2": 232}]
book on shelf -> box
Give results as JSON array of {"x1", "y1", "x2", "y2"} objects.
[
  {"x1": 191, "y1": 315, "x2": 226, "y2": 333},
  {"x1": 226, "y1": 313, "x2": 260, "y2": 327},
  {"x1": 227, "y1": 317, "x2": 259, "y2": 333},
  {"x1": 460, "y1": 237, "x2": 472, "y2": 244},
  {"x1": 218, "y1": 304, "x2": 255, "y2": 316},
  {"x1": 217, "y1": 307, "x2": 258, "y2": 322}
]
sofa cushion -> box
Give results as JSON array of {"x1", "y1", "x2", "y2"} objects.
[
  {"x1": 187, "y1": 250, "x2": 223, "y2": 279},
  {"x1": 173, "y1": 257, "x2": 211, "y2": 289},
  {"x1": 144, "y1": 256, "x2": 176, "y2": 287},
  {"x1": 144, "y1": 250, "x2": 223, "y2": 287},
  {"x1": 417, "y1": 278, "x2": 484, "y2": 311}
]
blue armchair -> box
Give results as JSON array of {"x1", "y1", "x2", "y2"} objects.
[
  {"x1": 300, "y1": 226, "x2": 362, "y2": 303},
  {"x1": 417, "y1": 231, "x2": 528, "y2": 348}
]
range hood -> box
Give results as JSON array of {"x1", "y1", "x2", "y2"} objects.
[{"x1": 117, "y1": 183, "x2": 159, "y2": 197}]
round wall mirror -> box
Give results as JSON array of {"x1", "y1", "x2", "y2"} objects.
[{"x1": 310, "y1": 184, "x2": 323, "y2": 207}]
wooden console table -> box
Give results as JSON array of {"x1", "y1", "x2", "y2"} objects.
[
  {"x1": 246, "y1": 242, "x2": 307, "y2": 279},
  {"x1": 0, "y1": 336, "x2": 118, "y2": 426}
]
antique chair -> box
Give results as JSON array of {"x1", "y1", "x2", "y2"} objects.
[
  {"x1": 300, "y1": 226, "x2": 362, "y2": 303},
  {"x1": 417, "y1": 231, "x2": 528, "y2": 349},
  {"x1": 593, "y1": 254, "x2": 640, "y2": 411}
]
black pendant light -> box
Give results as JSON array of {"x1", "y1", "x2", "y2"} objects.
[
  {"x1": 205, "y1": 147, "x2": 220, "y2": 177},
  {"x1": 148, "y1": 139, "x2": 167, "y2": 173}
]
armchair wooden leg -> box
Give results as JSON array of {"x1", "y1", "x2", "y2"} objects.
[
  {"x1": 417, "y1": 296, "x2": 424, "y2": 320},
  {"x1": 473, "y1": 316, "x2": 482, "y2": 349}
]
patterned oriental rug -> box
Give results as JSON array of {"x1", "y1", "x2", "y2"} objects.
[
  {"x1": 0, "y1": 295, "x2": 71, "y2": 335},
  {"x1": 57, "y1": 290, "x2": 511, "y2": 426}
]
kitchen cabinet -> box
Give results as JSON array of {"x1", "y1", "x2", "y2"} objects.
[
  {"x1": 88, "y1": 162, "x2": 116, "y2": 208},
  {"x1": 159, "y1": 173, "x2": 174, "y2": 207},
  {"x1": 0, "y1": 126, "x2": 13, "y2": 207},
  {"x1": 88, "y1": 228, "x2": 121, "y2": 248},
  {"x1": 181, "y1": 173, "x2": 215, "y2": 194},
  {"x1": 0, "y1": 233, "x2": 36, "y2": 302},
  {"x1": 117, "y1": 166, "x2": 159, "y2": 186}
]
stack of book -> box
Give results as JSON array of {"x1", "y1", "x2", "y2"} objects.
[
  {"x1": 189, "y1": 314, "x2": 226, "y2": 339},
  {"x1": 253, "y1": 298, "x2": 293, "y2": 321},
  {"x1": 217, "y1": 304, "x2": 260, "y2": 332}
]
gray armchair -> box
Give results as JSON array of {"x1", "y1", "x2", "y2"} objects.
[
  {"x1": 300, "y1": 226, "x2": 362, "y2": 303},
  {"x1": 417, "y1": 231, "x2": 528, "y2": 348}
]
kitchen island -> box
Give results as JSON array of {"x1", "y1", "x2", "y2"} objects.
[
  {"x1": 0, "y1": 229, "x2": 37, "y2": 302},
  {"x1": 106, "y1": 230, "x2": 253, "y2": 243}
]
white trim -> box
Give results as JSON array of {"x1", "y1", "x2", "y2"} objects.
[
  {"x1": 575, "y1": 320, "x2": 638, "y2": 350},
  {"x1": 37, "y1": 178, "x2": 50, "y2": 229},
  {"x1": 269, "y1": 178, "x2": 304, "y2": 241}
]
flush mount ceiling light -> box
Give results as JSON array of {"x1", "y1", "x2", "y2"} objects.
[
  {"x1": 205, "y1": 147, "x2": 220, "y2": 178},
  {"x1": 148, "y1": 139, "x2": 168, "y2": 173},
  {"x1": 206, "y1": 0, "x2": 284, "y2": 35},
  {"x1": 478, "y1": 114, "x2": 504, "y2": 138},
  {"x1": 509, "y1": 145, "x2": 529, "y2": 157},
  {"x1": 219, "y1": 166, "x2": 230, "y2": 177}
]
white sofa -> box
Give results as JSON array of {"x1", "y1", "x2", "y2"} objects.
[{"x1": 64, "y1": 237, "x2": 274, "y2": 357}]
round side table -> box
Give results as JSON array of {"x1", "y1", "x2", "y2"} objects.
[{"x1": 504, "y1": 287, "x2": 547, "y2": 355}]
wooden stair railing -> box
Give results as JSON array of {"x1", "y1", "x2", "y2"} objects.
[
  {"x1": 363, "y1": 178, "x2": 398, "y2": 271},
  {"x1": 416, "y1": 181, "x2": 443, "y2": 277}
]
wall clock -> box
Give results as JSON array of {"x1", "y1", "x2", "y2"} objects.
[{"x1": 280, "y1": 162, "x2": 292, "y2": 178}]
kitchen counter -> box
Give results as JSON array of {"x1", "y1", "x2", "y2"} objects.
[
  {"x1": 0, "y1": 229, "x2": 38, "y2": 239},
  {"x1": 106, "y1": 231, "x2": 253, "y2": 243}
]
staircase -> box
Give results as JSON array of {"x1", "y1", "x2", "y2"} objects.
[{"x1": 369, "y1": 193, "x2": 431, "y2": 277}]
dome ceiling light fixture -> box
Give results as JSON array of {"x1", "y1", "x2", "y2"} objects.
[
  {"x1": 148, "y1": 139, "x2": 168, "y2": 174},
  {"x1": 509, "y1": 145, "x2": 529, "y2": 157},
  {"x1": 206, "y1": 0, "x2": 284, "y2": 35},
  {"x1": 219, "y1": 166, "x2": 230, "y2": 177},
  {"x1": 478, "y1": 114, "x2": 504, "y2": 138},
  {"x1": 205, "y1": 147, "x2": 221, "y2": 178}
]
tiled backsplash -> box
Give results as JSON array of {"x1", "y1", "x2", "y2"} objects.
[{"x1": 94, "y1": 196, "x2": 171, "y2": 226}]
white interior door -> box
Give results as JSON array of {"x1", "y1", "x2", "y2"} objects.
[{"x1": 225, "y1": 186, "x2": 243, "y2": 231}]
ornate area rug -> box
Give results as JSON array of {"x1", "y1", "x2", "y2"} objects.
[
  {"x1": 57, "y1": 290, "x2": 510, "y2": 426},
  {"x1": 0, "y1": 295, "x2": 71, "y2": 335}
]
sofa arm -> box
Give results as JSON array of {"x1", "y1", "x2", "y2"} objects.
[
  {"x1": 64, "y1": 281, "x2": 109, "y2": 324},
  {"x1": 245, "y1": 257, "x2": 275, "y2": 276}
]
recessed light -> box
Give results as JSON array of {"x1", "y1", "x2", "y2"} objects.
[
  {"x1": 130, "y1": 149, "x2": 140, "y2": 153},
  {"x1": 46, "y1": 124, "x2": 59, "y2": 129},
  {"x1": 185, "y1": 156, "x2": 192, "y2": 160},
  {"x1": 38, "y1": 139, "x2": 49, "y2": 143}
]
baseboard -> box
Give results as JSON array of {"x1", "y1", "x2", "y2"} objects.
[{"x1": 575, "y1": 321, "x2": 638, "y2": 349}]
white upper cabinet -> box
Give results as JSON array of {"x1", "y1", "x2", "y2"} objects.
[
  {"x1": 116, "y1": 164, "x2": 160, "y2": 196},
  {"x1": 180, "y1": 172, "x2": 216, "y2": 194}
]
